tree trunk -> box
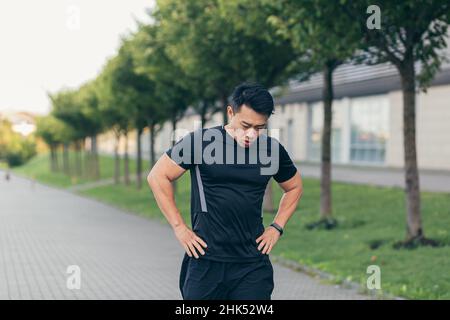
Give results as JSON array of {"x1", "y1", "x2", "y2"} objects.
[
  {"x1": 114, "y1": 130, "x2": 121, "y2": 185},
  {"x1": 399, "y1": 57, "x2": 423, "y2": 241},
  {"x1": 320, "y1": 61, "x2": 334, "y2": 219},
  {"x1": 171, "y1": 117, "x2": 178, "y2": 193},
  {"x1": 63, "y1": 142, "x2": 69, "y2": 175},
  {"x1": 124, "y1": 130, "x2": 130, "y2": 186},
  {"x1": 222, "y1": 95, "x2": 228, "y2": 125},
  {"x1": 263, "y1": 180, "x2": 275, "y2": 213},
  {"x1": 136, "y1": 127, "x2": 143, "y2": 190},
  {"x1": 75, "y1": 140, "x2": 82, "y2": 177},
  {"x1": 50, "y1": 145, "x2": 56, "y2": 172},
  {"x1": 149, "y1": 121, "x2": 156, "y2": 168},
  {"x1": 91, "y1": 134, "x2": 100, "y2": 180},
  {"x1": 263, "y1": 122, "x2": 274, "y2": 213},
  {"x1": 84, "y1": 138, "x2": 91, "y2": 178},
  {"x1": 200, "y1": 100, "x2": 208, "y2": 128},
  {"x1": 82, "y1": 138, "x2": 87, "y2": 176},
  {"x1": 54, "y1": 145, "x2": 60, "y2": 172},
  {"x1": 49, "y1": 146, "x2": 53, "y2": 172}
]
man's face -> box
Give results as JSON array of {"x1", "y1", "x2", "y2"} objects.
[{"x1": 226, "y1": 104, "x2": 269, "y2": 148}]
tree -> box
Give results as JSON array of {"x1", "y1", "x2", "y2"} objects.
[
  {"x1": 265, "y1": 0, "x2": 363, "y2": 228},
  {"x1": 123, "y1": 32, "x2": 164, "y2": 189},
  {"x1": 35, "y1": 116, "x2": 67, "y2": 172},
  {"x1": 107, "y1": 37, "x2": 162, "y2": 189},
  {"x1": 156, "y1": 0, "x2": 302, "y2": 201},
  {"x1": 77, "y1": 81, "x2": 105, "y2": 180},
  {"x1": 155, "y1": 0, "x2": 290, "y2": 124},
  {"x1": 342, "y1": 0, "x2": 450, "y2": 246},
  {"x1": 0, "y1": 119, "x2": 36, "y2": 167},
  {"x1": 50, "y1": 89, "x2": 89, "y2": 177},
  {"x1": 98, "y1": 47, "x2": 138, "y2": 186},
  {"x1": 58, "y1": 117, "x2": 78, "y2": 175},
  {"x1": 96, "y1": 56, "x2": 132, "y2": 184},
  {"x1": 131, "y1": 23, "x2": 198, "y2": 193}
]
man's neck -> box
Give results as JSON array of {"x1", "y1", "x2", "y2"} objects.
[{"x1": 223, "y1": 123, "x2": 236, "y2": 139}]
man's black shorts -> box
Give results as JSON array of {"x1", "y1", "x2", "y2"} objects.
[{"x1": 179, "y1": 253, "x2": 274, "y2": 300}]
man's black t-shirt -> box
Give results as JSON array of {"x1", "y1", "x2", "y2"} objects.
[{"x1": 165, "y1": 125, "x2": 298, "y2": 263}]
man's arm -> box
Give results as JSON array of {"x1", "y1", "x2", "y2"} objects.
[
  {"x1": 256, "y1": 171, "x2": 303, "y2": 255},
  {"x1": 272, "y1": 171, "x2": 303, "y2": 229},
  {"x1": 147, "y1": 153, "x2": 207, "y2": 259},
  {"x1": 147, "y1": 153, "x2": 187, "y2": 229}
]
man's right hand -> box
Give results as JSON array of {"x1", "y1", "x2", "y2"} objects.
[{"x1": 173, "y1": 224, "x2": 208, "y2": 259}]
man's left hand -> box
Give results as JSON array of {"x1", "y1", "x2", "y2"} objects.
[{"x1": 256, "y1": 226, "x2": 281, "y2": 255}]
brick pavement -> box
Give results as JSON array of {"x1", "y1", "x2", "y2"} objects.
[{"x1": 0, "y1": 171, "x2": 370, "y2": 300}]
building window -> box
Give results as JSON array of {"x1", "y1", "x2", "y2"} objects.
[
  {"x1": 307, "y1": 101, "x2": 344, "y2": 163},
  {"x1": 349, "y1": 95, "x2": 389, "y2": 164}
]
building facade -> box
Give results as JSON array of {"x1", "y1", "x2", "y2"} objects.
[
  {"x1": 270, "y1": 62, "x2": 450, "y2": 171},
  {"x1": 97, "y1": 61, "x2": 450, "y2": 172}
]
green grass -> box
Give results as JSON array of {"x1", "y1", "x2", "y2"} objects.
[
  {"x1": 80, "y1": 175, "x2": 450, "y2": 300},
  {"x1": 12, "y1": 151, "x2": 139, "y2": 188},
  {"x1": 0, "y1": 161, "x2": 8, "y2": 169},
  {"x1": 14, "y1": 152, "x2": 450, "y2": 299},
  {"x1": 270, "y1": 180, "x2": 450, "y2": 299},
  {"x1": 79, "y1": 175, "x2": 193, "y2": 225}
]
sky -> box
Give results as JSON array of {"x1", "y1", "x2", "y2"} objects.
[{"x1": 0, "y1": 0, "x2": 154, "y2": 115}]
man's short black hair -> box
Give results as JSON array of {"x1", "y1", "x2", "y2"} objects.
[{"x1": 230, "y1": 82, "x2": 274, "y2": 117}]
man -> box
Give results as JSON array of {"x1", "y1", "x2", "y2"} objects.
[{"x1": 147, "y1": 83, "x2": 303, "y2": 300}]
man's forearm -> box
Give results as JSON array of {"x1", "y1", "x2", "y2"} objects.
[
  {"x1": 273, "y1": 187, "x2": 303, "y2": 229},
  {"x1": 147, "y1": 173, "x2": 186, "y2": 229}
]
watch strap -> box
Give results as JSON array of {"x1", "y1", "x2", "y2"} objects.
[{"x1": 270, "y1": 222, "x2": 283, "y2": 236}]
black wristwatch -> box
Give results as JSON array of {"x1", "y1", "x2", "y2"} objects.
[{"x1": 270, "y1": 222, "x2": 284, "y2": 236}]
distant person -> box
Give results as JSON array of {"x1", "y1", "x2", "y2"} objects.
[{"x1": 147, "y1": 83, "x2": 303, "y2": 300}]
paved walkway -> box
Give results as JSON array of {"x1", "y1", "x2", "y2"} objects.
[
  {"x1": 298, "y1": 163, "x2": 450, "y2": 193},
  {"x1": 0, "y1": 170, "x2": 370, "y2": 300}
]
